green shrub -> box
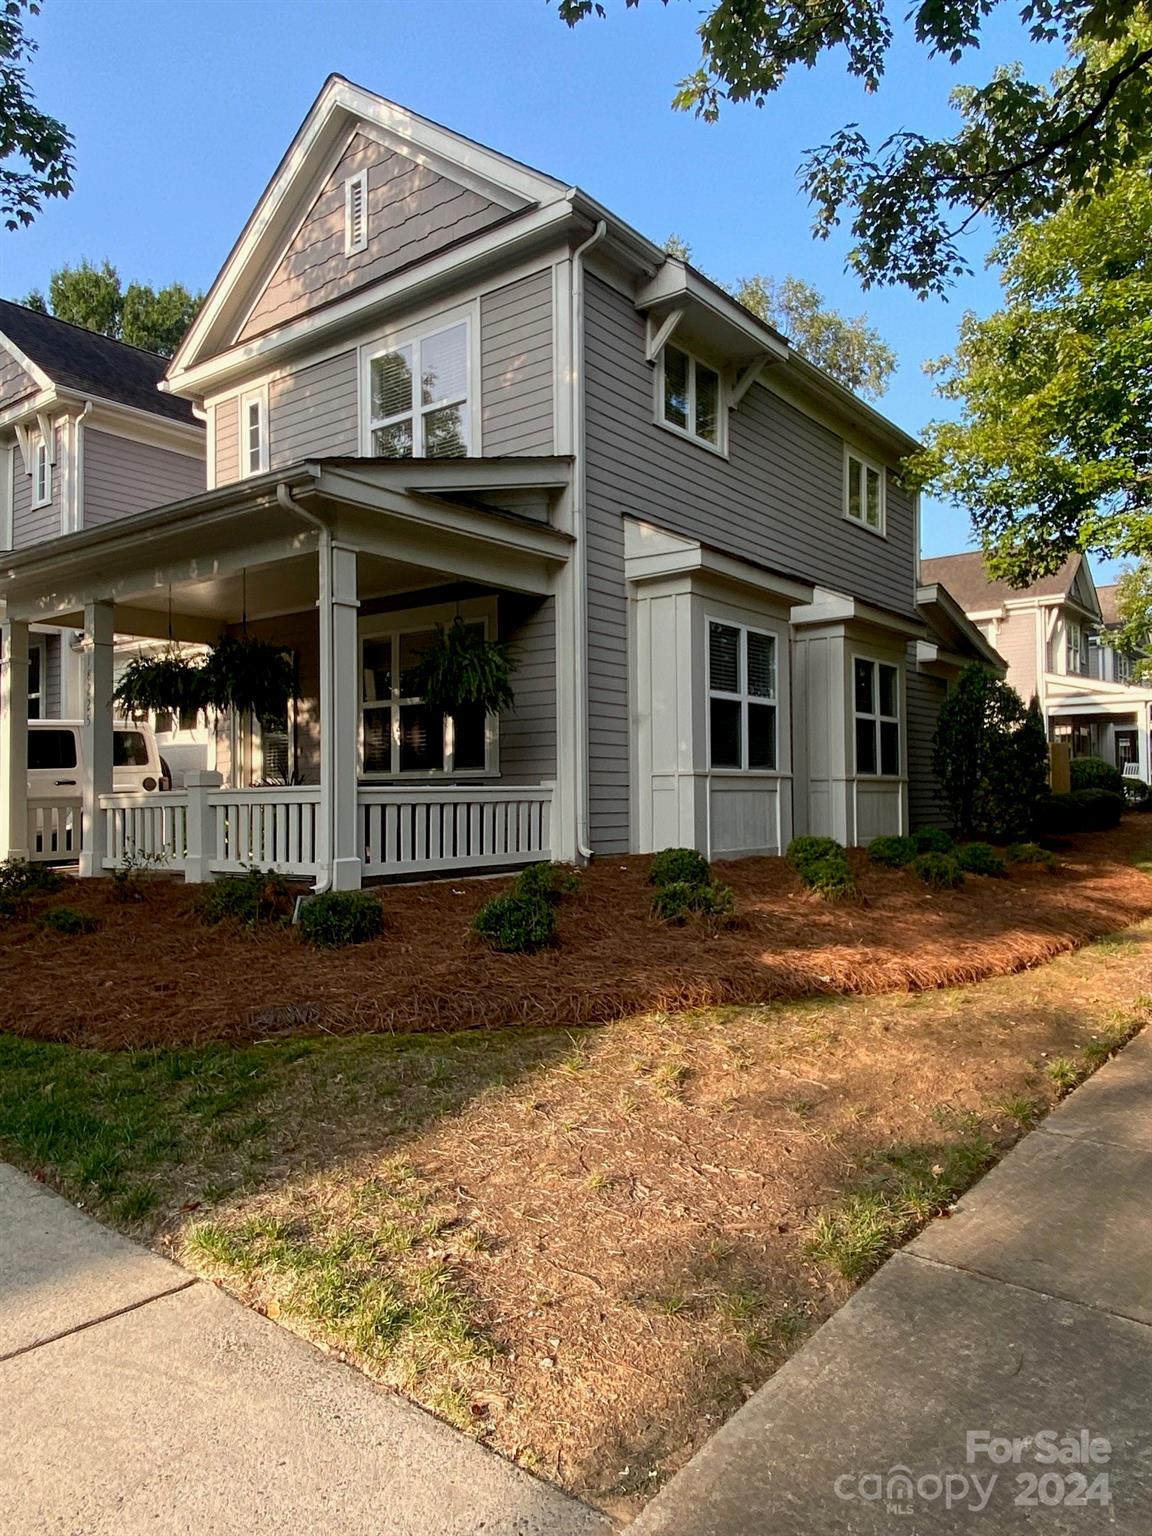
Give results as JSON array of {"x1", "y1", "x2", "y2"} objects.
[
  {"x1": 1070, "y1": 755, "x2": 1124, "y2": 794},
  {"x1": 297, "y1": 890, "x2": 383, "y2": 949},
  {"x1": 788, "y1": 837, "x2": 856, "y2": 900},
  {"x1": 913, "y1": 851, "x2": 965, "y2": 890},
  {"x1": 956, "y1": 842, "x2": 1006, "y2": 878},
  {"x1": 787, "y1": 837, "x2": 842, "y2": 877},
  {"x1": 1071, "y1": 787, "x2": 1124, "y2": 830},
  {"x1": 38, "y1": 905, "x2": 101, "y2": 936},
  {"x1": 932, "y1": 666, "x2": 1049, "y2": 839},
  {"x1": 472, "y1": 891, "x2": 555, "y2": 953},
  {"x1": 912, "y1": 827, "x2": 954, "y2": 855},
  {"x1": 0, "y1": 859, "x2": 64, "y2": 899},
  {"x1": 649, "y1": 847, "x2": 712, "y2": 887},
  {"x1": 1124, "y1": 776, "x2": 1152, "y2": 808},
  {"x1": 1005, "y1": 842, "x2": 1058, "y2": 871},
  {"x1": 195, "y1": 867, "x2": 295, "y2": 927},
  {"x1": 651, "y1": 879, "x2": 734, "y2": 923},
  {"x1": 867, "y1": 835, "x2": 918, "y2": 869},
  {"x1": 1035, "y1": 792, "x2": 1080, "y2": 836},
  {"x1": 513, "y1": 861, "x2": 579, "y2": 903}
]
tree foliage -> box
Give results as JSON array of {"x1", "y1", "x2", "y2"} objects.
[
  {"x1": 24, "y1": 259, "x2": 203, "y2": 357},
  {"x1": 556, "y1": 1, "x2": 1152, "y2": 294},
  {"x1": 1107, "y1": 563, "x2": 1152, "y2": 680},
  {"x1": 1, "y1": 0, "x2": 71, "y2": 230},
  {"x1": 932, "y1": 665, "x2": 1049, "y2": 838},
  {"x1": 664, "y1": 236, "x2": 895, "y2": 397},
  {"x1": 907, "y1": 167, "x2": 1152, "y2": 586}
]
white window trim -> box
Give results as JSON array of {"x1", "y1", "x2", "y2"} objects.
[
  {"x1": 1065, "y1": 619, "x2": 1088, "y2": 676},
  {"x1": 844, "y1": 447, "x2": 887, "y2": 537},
  {"x1": 31, "y1": 433, "x2": 52, "y2": 509},
  {"x1": 27, "y1": 636, "x2": 45, "y2": 720},
  {"x1": 344, "y1": 170, "x2": 368, "y2": 257},
  {"x1": 359, "y1": 303, "x2": 479, "y2": 460},
  {"x1": 853, "y1": 653, "x2": 903, "y2": 779},
  {"x1": 705, "y1": 617, "x2": 779, "y2": 773},
  {"x1": 655, "y1": 343, "x2": 728, "y2": 457},
  {"x1": 358, "y1": 597, "x2": 500, "y2": 781},
  {"x1": 240, "y1": 388, "x2": 268, "y2": 478}
]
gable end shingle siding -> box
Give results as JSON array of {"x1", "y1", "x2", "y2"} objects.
[{"x1": 0, "y1": 347, "x2": 37, "y2": 412}]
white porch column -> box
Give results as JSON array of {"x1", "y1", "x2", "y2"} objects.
[
  {"x1": 78, "y1": 601, "x2": 115, "y2": 877},
  {"x1": 319, "y1": 542, "x2": 362, "y2": 890},
  {"x1": 550, "y1": 563, "x2": 580, "y2": 863},
  {"x1": 0, "y1": 619, "x2": 30, "y2": 860}
]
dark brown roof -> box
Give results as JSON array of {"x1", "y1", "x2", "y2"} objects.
[
  {"x1": 1096, "y1": 583, "x2": 1121, "y2": 626},
  {"x1": 0, "y1": 300, "x2": 198, "y2": 425},
  {"x1": 920, "y1": 550, "x2": 1083, "y2": 613}
]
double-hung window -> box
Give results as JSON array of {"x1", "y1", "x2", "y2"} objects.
[
  {"x1": 658, "y1": 343, "x2": 723, "y2": 451},
  {"x1": 1065, "y1": 620, "x2": 1089, "y2": 675},
  {"x1": 845, "y1": 450, "x2": 885, "y2": 534},
  {"x1": 362, "y1": 622, "x2": 490, "y2": 777},
  {"x1": 32, "y1": 435, "x2": 51, "y2": 508},
  {"x1": 854, "y1": 658, "x2": 900, "y2": 776},
  {"x1": 241, "y1": 390, "x2": 267, "y2": 477},
  {"x1": 366, "y1": 318, "x2": 470, "y2": 459},
  {"x1": 707, "y1": 620, "x2": 777, "y2": 771}
]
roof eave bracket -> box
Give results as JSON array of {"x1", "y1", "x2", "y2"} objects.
[
  {"x1": 728, "y1": 353, "x2": 777, "y2": 410},
  {"x1": 645, "y1": 308, "x2": 684, "y2": 365}
]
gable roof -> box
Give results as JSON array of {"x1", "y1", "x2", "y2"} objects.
[
  {"x1": 920, "y1": 551, "x2": 1091, "y2": 614},
  {"x1": 1096, "y1": 583, "x2": 1121, "y2": 626},
  {"x1": 0, "y1": 300, "x2": 198, "y2": 424}
]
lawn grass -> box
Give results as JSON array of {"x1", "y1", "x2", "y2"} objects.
[{"x1": 2, "y1": 925, "x2": 1151, "y2": 1514}]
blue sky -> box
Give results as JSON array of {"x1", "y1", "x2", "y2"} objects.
[{"x1": 1, "y1": 0, "x2": 1078, "y2": 564}]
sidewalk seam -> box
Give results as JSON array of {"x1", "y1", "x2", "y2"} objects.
[
  {"x1": 900, "y1": 1249, "x2": 1152, "y2": 1334},
  {"x1": 0, "y1": 1277, "x2": 198, "y2": 1365},
  {"x1": 1036, "y1": 1124, "x2": 1148, "y2": 1153}
]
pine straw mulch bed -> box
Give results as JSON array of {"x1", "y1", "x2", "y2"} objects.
[{"x1": 3, "y1": 823, "x2": 1152, "y2": 1051}]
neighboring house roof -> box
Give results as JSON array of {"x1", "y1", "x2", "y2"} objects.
[
  {"x1": 920, "y1": 551, "x2": 1088, "y2": 613},
  {"x1": 916, "y1": 581, "x2": 1007, "y2": 673},
  {"x1": 0, "y1": 299, "x2": 198, "y2": 425},
  {"x1": 1097, "y1": 583, "x2": 1121, "y2": 627}
]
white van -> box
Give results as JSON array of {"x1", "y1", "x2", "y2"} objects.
[{"x1": 28, "y1": 720, "x2": 169, "y2": 801}]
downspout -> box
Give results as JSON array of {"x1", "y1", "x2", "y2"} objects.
[
  {"x1": 74, "y1": 400, "x2": 94, "y2": 535},
  {"x1": 277, "y1": 481, "x2": 333, "y2": 897},
  {"x1": 571, "y1": 217, "x2": 607, "y2": 862}
]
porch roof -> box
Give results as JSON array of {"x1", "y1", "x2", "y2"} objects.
[{"x1": 0, "y1": 456, "x2": 574, "y2": 632}]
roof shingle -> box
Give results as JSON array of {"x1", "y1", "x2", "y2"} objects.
[{"x1": 920, "y1": 550, "x2": 1083, "y2": 613}]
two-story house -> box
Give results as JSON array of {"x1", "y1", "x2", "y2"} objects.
[
  {"x1": 0, "y1": 301, "x2": 206, "y2": 734},
  {"x1": 922, "y1": 551, "x2": 1152, "y2": 779},
  {"x1": 0, "y1": 76, "x2": 994, "y2": 885}
]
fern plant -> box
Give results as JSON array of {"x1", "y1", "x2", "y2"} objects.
[
  {"x1": 403, "y1": 618, "x2": 516, "y2": 715},
  {"x1": 113, "y1": 652, "x2": 207, "y2": 716}
]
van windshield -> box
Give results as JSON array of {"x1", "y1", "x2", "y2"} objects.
[
  {"x1": 28, "y1": 730, "x2": 78, "y2": 770},
  {"x1": 114, "y1": 731, "x2": 151, "y2": 768}
]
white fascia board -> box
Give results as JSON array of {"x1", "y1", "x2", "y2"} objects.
[
  {"x1": 164, "y1": 199, "x2": 577, "y2": 399},
  {"x1": 0, "y1": 385, "x2": 60, "y2": 435},
  {"x1": 635, "y1": 261, "x2": 789, "y2": 364},
  {"x1": 82, "y1": 398, "x2": 205, "y2": 458},
  {"x1": 623, "y1": 517, "x2": 812, "y2": 602},
  {"x1": 791, "y1": 585, "x2": 926, "y2": 638}
]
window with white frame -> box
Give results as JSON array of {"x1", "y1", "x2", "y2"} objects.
[
  {"x1": 344, "y1": 171, "x2": 368, "y2": 256},
  {"x1": 241, "y1": 390, "x2": 267, "y2": 477},
  {"x1": 707, "y1": 620, "x2": 777, "y2": 771},
  {"x1": 27, "y1": 640, "x2": 43, "y2": 720},
  {"x1": 658, "y1": 342, "x2": 723, "y2": 451},
  {"x1": 1065, "y1": 619, "x2": 1089, "y2": 675},
  {"x1": 854, "y1": 657, "x2": 900, "y2": 776},
  {"x1": 32, "y1": 434, "x2": 51, "y2": 508},
  {"x1": 365, "y1": 319, "x2": 470, "y2": 459},
  {"x1": 361, "y1": 621, "x2": 491, "y2": 776},
  {"x1": 845, "y1": 450, "x2": 885, "y2": 534}
]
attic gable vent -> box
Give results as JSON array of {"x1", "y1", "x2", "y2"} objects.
[{"x1": 344, "y1": 170, "x2": 367, "y2": 256}]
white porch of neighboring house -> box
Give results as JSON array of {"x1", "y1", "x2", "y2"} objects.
[
  {"x1": 1046, "y1": 678, "x2": 1152, "y2": 783},
  {"x1": 0, "y1": 457, "x2": 576, "y2": 887}
]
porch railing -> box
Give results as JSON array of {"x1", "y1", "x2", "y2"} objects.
[
  {"x1": 95, "y1": 780, "x2": 553, "y2": 882},
  {"x1": 27, "y1": 798, "x2": 83, "y2": 862}
]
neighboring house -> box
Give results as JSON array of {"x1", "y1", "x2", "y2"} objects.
[
  {"x1": 0, "y1": 302, "x2": 206, "y2": 759},
  {"x1": 922, "y1": 551, "x2": 1152, "y2": 779},
  {"x1": 0, "y1": 76, "x2": 995, "y2": 884}
]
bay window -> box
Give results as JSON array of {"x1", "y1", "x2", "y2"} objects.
[
  {"x1": 366, "y1": 317, "x2": 470, "y2": 459},
  {"x1": 361, "y1": 621, "x2": 490, "y2": 777},
  {"x1": 854, "y1": 658, "x2": 900, "y2": 776},
  {"x1": 708, "y1": 620, "x2": 777, "y2": 770}
]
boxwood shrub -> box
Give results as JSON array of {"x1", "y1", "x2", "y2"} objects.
[
  {"x1": 868, "y1": 834, "x2": 918, "y2": 869},
  {"x1": 1005, "y1": 842, "x2": 1059, "y2": 871},
  {"x1": 196, "y1": 867, "x2": 295, "y2": 927},
  {"x1": 0, "y1": 858, "x2": 64, "y2": 899},
  {"x1": 956, "y1": 842, "x2": 1006, "y2": 878},
  {"x1": 514, "y1": 861, "x2": 579, "y2": 903},
  {"x1": 651, "y1": 879, "x2": 734, "y2": 924},
  {"x1": 298, "y1": 889, "x2": 384, "y2": 949},
  {"x1": 649, "y1": 847, "x2": 712, "y2": 888},
  {"x1": 912, "y1": 828, "x2": 954, "y2": 855},
  {"x1": 472, "y1": 891, "x2": 555, "y2": 953},
  {"x1": 1069, "y1": 755, "x2": 1124, "y2": 794},
  {"x1": 1036, "y1": 789, "x2": 1125, "y2": 835},
  {"x1": 913, "y1": 851, "x2": 965, "y2": 890},
  {"x1": 38, "y1": 905, "x2": 101, "y2": 936},
  {"x1": 787, "y1": 836, "x2": 857, "y2": 900}
]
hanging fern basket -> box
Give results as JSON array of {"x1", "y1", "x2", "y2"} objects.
[
  {"x1": 404, "y1": 619, "x2": 516, "y2": 715},
  {"x1": 113, "y1": 652, "x2": 208, "y2": 717},
  {"x1": 111, "y1": 636, "x2": 296, "y2": 730}
]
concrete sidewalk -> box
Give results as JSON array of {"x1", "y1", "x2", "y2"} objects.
[
  {"x1": 627, "y1": 1029, "x2": 1152, "y2": 1535},
  {"x1": 0, "y1": 1166, "x2": 609, "y2": 1536}
]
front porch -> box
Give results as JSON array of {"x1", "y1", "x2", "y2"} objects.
[{"x1": 2, "y1": 456, "x2": 575, "y2": 886}]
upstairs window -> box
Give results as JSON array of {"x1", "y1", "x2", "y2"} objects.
[
  {"x1": 366, "y1": 318, "x2": 470, "y2": 459},
  {"x1": 845, "y1": 450, "x2": 885, "y2": 534},
  {"x1": 241, "y1": 390, "x2": 267, "y2": 477},
  {"x1": 658, "y1": 343, "x2": 723, "y2": 452},
  {"x1": 1065, "y1": 620, "x2": 1089, "y2": 676},
  {"x1": 854, "y1": 658, "x2": 900, "y2": 776},
  {"x1": 708, "y1": 620, "x2": 777, "y2": 771},
  {"x1": 345, "y1": 171, "x2": 368, "y2": 256},
  {"x1": 32, "y1": 434, "x2": 51, "y2": 508}
]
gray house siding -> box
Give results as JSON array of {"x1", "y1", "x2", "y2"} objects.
[
  {"x1": 213, "y1": 396, "x2": 239, "y2": 486},
  {"x1": 0, "y1": 348, "x2": 37, "y2": 411},
  {"x1": 270, "y1": 350, "x2": 359, "y2": 466},
  {"x1": 480, "y1": 271, "x2": 553, "y2": 455},
  {"x1": 500, "y1": 594, "x2": 556, "y2": 781},
  {"x1": 83, "y1": 429, "x2": 203, "y2": 527},
  {"x1": 240, "y1": 133, "x2": 509, "y2": 343},
  {"x1": 907, "y1": 668, "x2": 949, "y2": 829},
  {"x1": 11, "y1": 424, "x2": 61, "y2": 548},
  {"x1": 581, "y1": 274, "x2": 919, "y2": 852}
]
